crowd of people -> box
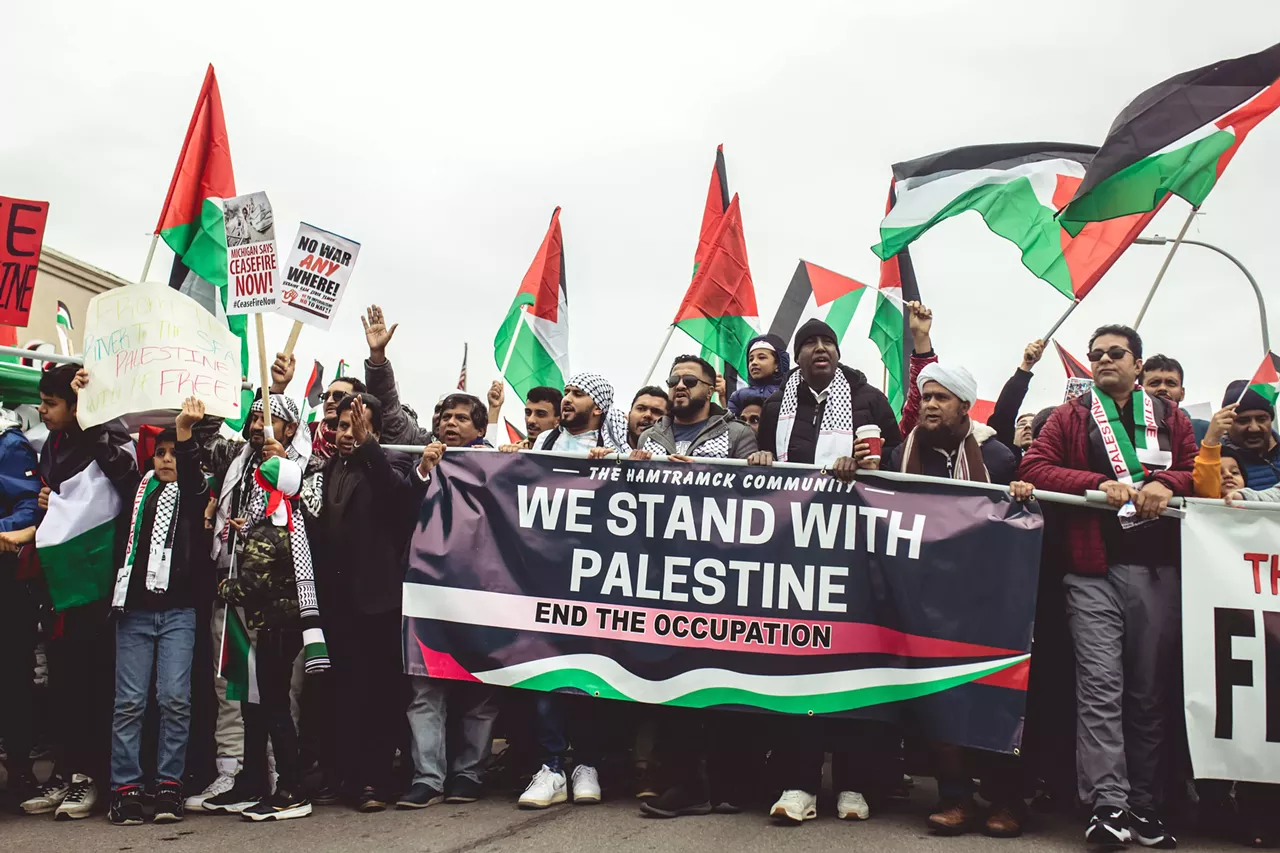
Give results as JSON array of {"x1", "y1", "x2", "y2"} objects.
[{"x1": 0, "y1": 300, "x2": 1276, "y2": 850}]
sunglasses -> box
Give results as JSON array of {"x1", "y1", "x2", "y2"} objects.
[
  {"x1": 1086, "y1": 346, "x2": 1134, "y2": 363},
  {"x1": 320, "y1": 390, "x2": 349, "y2": 402},
  {"x1": 666, "y1": 374, "x2": 711, "y2": 390}
]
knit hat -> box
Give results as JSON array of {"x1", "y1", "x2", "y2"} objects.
[
  {"x1": 918, "y1": 363, "x2": 978, "y2": 406},
  {"x1": 793, "y1": 319, "x2": 840, "y2": 359},
  {"x1": 1224, "y1": 379, "x2": 1274, "y2": 417}
]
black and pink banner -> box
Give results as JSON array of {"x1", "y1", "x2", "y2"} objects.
[{"x1": 403, "y1": 451, "x2": 1043, "y2": 752}]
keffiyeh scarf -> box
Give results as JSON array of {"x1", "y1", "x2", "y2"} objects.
[
  {"x1": 111, "y1": 471, "x2": 181, "y2": 608},
  {"x1": 774, "y1": 369, "x2": 853, "y2": 466},
  {"x1": 561, "y1": 371, "x2": 630, "y2": 454}
]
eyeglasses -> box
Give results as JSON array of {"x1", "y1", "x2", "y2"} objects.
[
  {"x1": 320, "y1": 391, "x2": 348, "y2": 402},
  {"x1": 666, "y1": 374, "x2": 711, "y2": 390},
  {"x1": 1087, "y1": 346, "x2": 1134, "y2": 363}
]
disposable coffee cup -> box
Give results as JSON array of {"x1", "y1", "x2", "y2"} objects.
[{"x1": 855, "y1": 424, "x2": 883, "y2": 460}]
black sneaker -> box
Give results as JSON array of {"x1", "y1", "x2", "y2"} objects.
[
  {"x1": 396, "y1": 782, "x2": 444, "y2": 809},
  {"x1": 242, "y1": 788, "x2": 313, "y2": 822},
  {"x1": 108, "y1": 786, "x2": 144, "y2": 826},
  {"x1": 203, "y1": 781, "x2": 265, "y2": 814},
  {"x1": 1131, "y1": 808, "x2": 1177, "y2": 849},
  {"x1": 445, "y1": 777, "x2": 483, "y2": 804},
  {"x1": 153, "y1": 782, "x2": 184, "y2": 824},
  {"x1": 1086, "y1": 805, "x2": 1133, "y2": 847},
  {"x1": 640, "y1": 784, "x2": 713, "y2": 818},
  {"x1": 356, "y1": 786, "x2": 387, "y2": 813}
]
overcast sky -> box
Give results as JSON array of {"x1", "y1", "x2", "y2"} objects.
[{"x1": 5, "y1": 1, "x2": 1279, "y2": 428}]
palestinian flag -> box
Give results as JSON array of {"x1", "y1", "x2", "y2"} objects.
[
  {"x1": 672, "y1": 194, "x2": 758, "y2": 377},
  {"x1": 1060, "y1": 42, "x2": 1280, "y2": 235},
  {"x1": 686, "y1": 146, "x2": 742, "y2": 394},
  {"x1": 219, "y1": 605, "x2": 258, "y2": 703},
  {"x1": 303, "y1": 360, "x2": 324, "y2": 423},
  {"x1": 1240, "y1": 351, "x2": 1280, "y2": 406},
  {"x1": 54, "y1": 301, "x2": 73, "y2": 356},
  {"x1": 494, "y1": 208, "x2": 570, "y2": 400},
  {"x1": 876, "y1": 182, "x2": 922, "y2": 416},
  {"x1": 872, "y1": 143, "x2": 1158, "y2": 300},
  {"x1": 1054, "y1": 340, "x2": 1092, "y2": 379},
  {"x1": 505, "y1": 419, "x2": 525, "y2": 443},
  {"x1": 34, "y1": 461, "x2": 125, "y2": 611},
  {"x1": 156, "y1": 65, "x2": 250, "y2": 427},
  {"x1": 335, "y1": 359, "x2": 349, "y2": 379}
]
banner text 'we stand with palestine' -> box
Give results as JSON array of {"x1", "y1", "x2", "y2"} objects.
[{"x1": 403, "y1": 452, "x2": 1043, "y2": 754}]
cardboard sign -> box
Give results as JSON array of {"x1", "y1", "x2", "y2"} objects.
[
  {"x1": 223, "y1": 191, "x2": 279, "y2": 315},
  {"x1": 78, "y1": 282, "x2": 243, "y2": 428},
  {"x1": 277, "y1": 223, "x2": 360, "y2": 331},
  {"x1": 0, "y1": 196, "x2": 49, "y2": 327}
]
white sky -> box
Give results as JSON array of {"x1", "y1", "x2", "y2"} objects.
[{"x1": 4, "y1": 1, "x2": 1279, "y2": 428}]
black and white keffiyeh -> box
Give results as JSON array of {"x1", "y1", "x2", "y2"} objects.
[
  {"x1": 641, "y1": 426, "x2": 731, "y2": 458},
  {"x1": 564, "y1": 372, "x2": 630, "y2": 453},
  {"x1": 111, "y1": 471, "x2": 181, "y2": 608},
  {"x1": 774, "y1": 369, "x2": 853, "y2": 466}
]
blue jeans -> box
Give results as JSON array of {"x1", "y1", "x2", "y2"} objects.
[{"x1": 111, "y1": 608, "x2": 196, "y2": 788}]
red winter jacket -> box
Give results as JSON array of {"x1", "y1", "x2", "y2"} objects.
[{"x1": 1017, "y1": 393, "x2": 1197, "y2": 576}]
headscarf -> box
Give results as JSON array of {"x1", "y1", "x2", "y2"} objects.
[
  {"x1": 564, "y1": 372, "x2": 629, "y2": 453},
  {"x1": 918, "y1": 363, "x2": 978, "y2": 406}
]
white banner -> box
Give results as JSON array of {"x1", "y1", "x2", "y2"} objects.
[
  {"x1": 1182, "y1": 502, "x2": 1280, "y2": 784},
  {"x1": 77, "y1": 283, "x2": 243, "y2": 427},
  {"x1": 276, "y1": 223, "x2": 360, "y2": 331},
  {"x1": 223, "y1": 191, "x2": 279, "y2": 315}
]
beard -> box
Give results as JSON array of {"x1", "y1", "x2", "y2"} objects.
[{"x1": 561, "y1": 406, "x2": 592, "y2": 432}]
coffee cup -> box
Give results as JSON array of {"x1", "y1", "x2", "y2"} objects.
[{"x1": 855, "y1": 424, "x2": 883, "y2": 460}]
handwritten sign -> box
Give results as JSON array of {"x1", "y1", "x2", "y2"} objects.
[
  {"x1": 277, "y1": 223, "x2": 360, "y2": 331},
  {"x1": 78, "y1": 283, "x2": 243, "y2": 428},
  {"x1": 223, "y1": 191, "x2": 279, "y2": 315},
  {"x1": 0, "y1": 196, "x2": 49, "y2": 327}
]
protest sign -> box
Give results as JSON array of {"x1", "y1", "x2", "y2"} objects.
[
  {"x1": 403, "y1": 453, "x2": 1043, "y2": 753},
  {"x1": 1182, "y1": 502, "x2": 1280, "y2": 784},
  {"x1": 223, "y1": 191, "x2": 279, "y2": 315},
  {"x1": 0, "y1": 196, "x2": 49, "y2": 327},
  {"x1": 78, "y1": 282, "x2": 242, "y2": 428},
  {"x1": 277, "y1": 223, "x2": 360, "y2": 331}
]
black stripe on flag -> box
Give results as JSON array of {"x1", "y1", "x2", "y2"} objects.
[
  {"x1": 892, "y1": 141, "x2": 1098, "y2": 182},
  {"x1": 767, "y1": 261, "x2": 814, "y2": 346}
]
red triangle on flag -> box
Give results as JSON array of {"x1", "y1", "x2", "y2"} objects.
[
  {"x1": 155, "y1": 64, "x2": 235, "y2": 235},
  {"x1": 1054, "y1": 341, "x2": 1093, "y2": 379},
  {"x1": 802, "y1": 261, "x2": 866, "y2": 307},
  {"x1": 673, "y1": 195, "x2": 758, "y2": 324}
]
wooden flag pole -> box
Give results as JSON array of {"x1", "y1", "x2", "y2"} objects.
[
  {"x1": 255, "y1": 313, "x2": 274, "y2": 440},
  {"x1": 139, "y1": 233, "x2": 160, "y2": 284},
  {"x1": 282, "y1": 320, "x2": 303, "y2": 357},
  {"x1": 1133, "y1": 205, "x2": 1199, "y2": 330}
]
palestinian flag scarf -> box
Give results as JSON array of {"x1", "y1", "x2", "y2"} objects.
[
  {"x1": 111, "y1": 471, "x2": 181, "y2": 608},
  {"x1": 1087, "y1": 389, "x2": 1172, "y2": 485}
]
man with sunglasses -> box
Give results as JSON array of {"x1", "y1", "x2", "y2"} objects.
[
  {"x1": 310, "y1": 377, "x2": 368, "y2": 461},
  {"x1": 631, "y1": 356, "x2": 756, "y2": 460},
  {"x1": 1020, "y1": 324, "x2": 1196, "y2": 849}
]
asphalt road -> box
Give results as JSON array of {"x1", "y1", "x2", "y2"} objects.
[{"x1": 0, "y1": 781, "x2": 1243, "y2": 853}]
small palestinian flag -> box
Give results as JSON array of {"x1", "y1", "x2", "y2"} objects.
[
  {"x1": 872, "y1": 142, "x2": 1159, "y2": 300},
  {"x1": 877, "y1": 181, "x2": 920, "y2": 416},
  {"x1": 335, "y1": 359, "x2": 349, "y2": 379},
  {"x1": 494, "y1": 208, "x2": 570, "y2": 400},
  {"x1": 219, "y1": 605, "x2": 258, "y2": 703},
  {"x1": 1055, "y1": 341, "x2": 1094, "y2": 401},
  {"x1": 303, "y1": 360, "x2": 324, "y2": 423},
  {"x1": 1240, "y1": 351, "x2": 1280, "y2": 406},
  {"x1": 54, "y1": 301, "x2": 73, "y2": 356},
  {"x1": 505, "y1": 419, "x2": 525, "y2": 443},
  {"x1": 1060, "y1": 42, "x2": 1280, "y2": 234},
  {"x1": 672, "y1": 194, "x2": 759, "y2": 377}
]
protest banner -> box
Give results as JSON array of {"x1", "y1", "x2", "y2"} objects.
[
  {"x1": 223, "y1": 191, "x2": 278, "y2": 315},
  {"x1": 277, "y1": 223, "x2": 360, "y2": 335},
  {"x1": 77, "y1": 282, "x2": 242, "y2": 428},
  {"x1": 403, "y1": 452, "x2": 1043, "y2": 753},
  {"x1": 0, "y1": 196, "x2": 49, "y2": 327},
  {"x1": 1182, "y1": 502, "x2": 1280, "y2": 784}
]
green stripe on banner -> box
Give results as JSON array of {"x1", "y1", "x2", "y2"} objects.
[
  {"x1": 507, "y1": 656, "x2": 1021, "y2": 714},
  {"x1": 38, "y1": 519, "x2": 118, "y2": 610},
  {"x1": 825, "y1": 288, "x2": 868, "y2": 342}
]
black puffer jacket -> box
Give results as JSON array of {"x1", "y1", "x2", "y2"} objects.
[{"x1": 757, "y1": 364, "x2": 902, "y2": 464}]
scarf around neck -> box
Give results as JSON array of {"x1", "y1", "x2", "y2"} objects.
[
  {"x1": 899, "y1": 422, "x2": 988, "y2": 483},
  {"x1": 1087, "y1": 388, "x2": 1171, "y2": 485},
  {"x1": 111, "y1": 471, "x2": 180, "y2": 608},
  {"x1": 774, "y1": 368, "x2": 853, "y2": 466}
]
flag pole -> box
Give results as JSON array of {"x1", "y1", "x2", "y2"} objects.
[
  {"x1": 644, "y1": 325, "x2": 677, "y2": 385},
  {"x1": 1042, "y1": 299, "x2": 1082, "y2": 343},
  {"x1": 139, "y1": 233, "x2": 160, "y2": 284},
  {"x1": 254, "y1": 313, "x2": 274, "y2": 440},
  {"x1": 1133, "y1": 205, "x2": 1199, "y2": 330},
  {"x1": 282, "y1": 320, "x2": 303, "y2": 357}
]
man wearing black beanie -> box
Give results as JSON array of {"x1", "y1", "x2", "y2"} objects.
[{"x1": 1222, "y1": 379, "x2": 1280, "y2": 489}]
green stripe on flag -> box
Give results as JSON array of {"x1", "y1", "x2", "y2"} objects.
[
  {"x1": 38, "y1": 520, "x2": 117, "y2": 610},
  {"x1": 160, "y1": 197, "x2": 230, "y2": 287},
  {"x1": 675, "y1": 314, "x2": 758, "y2": 377},
  {"x1": 495, "y1": 302, "x2": 565, "y2": 401},
  {"x1": 221, "y1": 606, "x2": 254, "y2": 702},
  {"x1": 825, "y1": 288, "x2": 869, "y2": 342},
  {"x1": 869, "y1": 293, "x2": 906, "y2": 417}
]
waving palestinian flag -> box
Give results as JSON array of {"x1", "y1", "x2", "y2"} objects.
[
  {"x1": 872, "y1": 143, "x2": 1158, "y2": 300},
  {"x1": 1240, "y1": 351, "x2": 1280, "y2": 406},
  {"x1": 686, "y1": 146, "x2": 743, "y2": 394},
  {"x1": 494, "y1": 208, "x2": 569, "y2": 400},
  {"x1": 1060, "y1": 42, "x2": 1280, "y2": 234}
]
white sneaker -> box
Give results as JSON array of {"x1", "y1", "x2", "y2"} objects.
[
  {"x1": 21, "y1": 777, "x2": 69, "y2": 815},
  {"x1": 770, "y1": 789, "x2": 818, "y2": 823},
  {"x1": 837, "y1": 790, "x2": 870, "y2": 820},
  {"x1": 570, "y1": 764, "x2": 601, "y2": 805},
  {"x1": 54, "y1": 774, "x2": 97, "y2": 820},
  {"x1": 186, "y1": 759, "x2": 240, "y2": 809},
  {"x1": 519, "y1": 765, "x2": 568, "y2": 809}
]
